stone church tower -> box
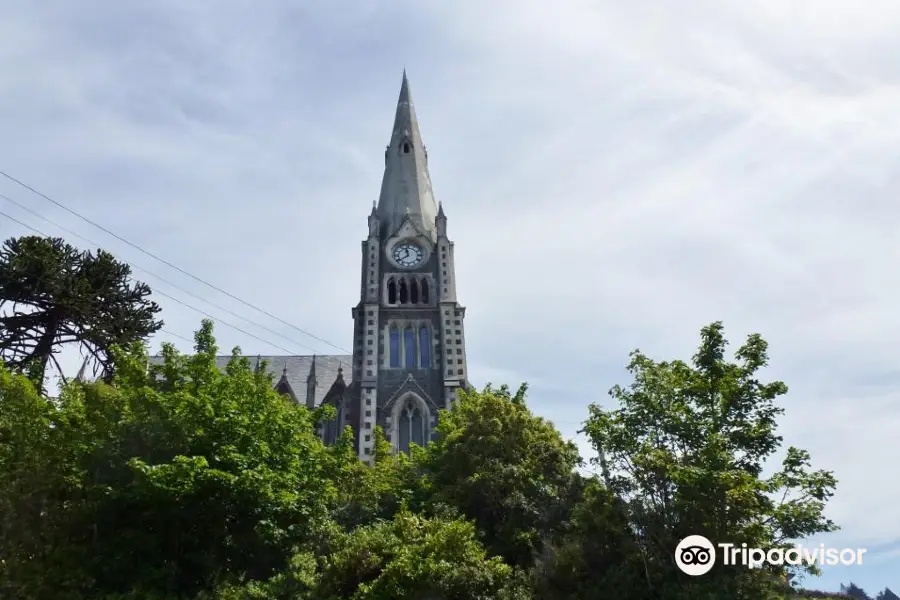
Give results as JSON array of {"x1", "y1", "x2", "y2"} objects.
[
  {"x1": 148, "y1": 71, "x2": 466, "y2": 463},
  {"x1": 339, "y1": 70, "x2": 469, "y2": 461}
]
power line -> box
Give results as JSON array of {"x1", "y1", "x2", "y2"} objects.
[
  {"x1": 158, "y1": 328, "x2": 195, "y2": 344},
  {"x1": 0, "y1": 169, "x2": 350, "y2": 353},
  {"x1": 0, "y1": 208, "x2": 299, "y2": 354},
  {"x1": 0, "y1": 191, "x2": 322, "y2": 354},
  {"x1": 0, "y1": 208, "x2": 37, "y2": 233},
  {"x1": 0, "y1": 208, "x2": 188, "y2": 344}
]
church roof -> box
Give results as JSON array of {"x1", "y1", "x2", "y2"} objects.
[
  {"x1": 146, "y1": 354, "x2": 351, "y2": 407},
  {"x1": 376, "y1": 70, "x2": 439, "y2": 240}
]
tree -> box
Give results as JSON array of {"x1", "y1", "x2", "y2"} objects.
[
  {"x1": 530, "y1": 478, "x2": 647, "y2": 600},
  {"x1": 0, "y1": 235, "x2": 161, "y2": 385},
  {"x1": 583, "y1": 322, "x2": 839, "y2": 597},
  {"x1": 0, "y1": 359, "x2": 69, "y2": 598},
  {"x1": 0, "y1": 321, "x2": 337, "y2": 599},
  {"x1": 310, "y1": 509, "x2": 530, "y2": 600},
  {"x1": 876, "y1": 588, "x2": 900, "y2": 600},
  {"x1": 1, "y1": 314, "x2": 854, "y2": 599},
  {"x1": 841, "y1": 583, "x2": 872, "y2": 600},
  {"x1": 214, "y1": 510, "x2": 529, "y2": 600},
  {"x1": 418, "y1": 383, "x2": 582, "y2": 569},
  {"x1": 327, "y1": 425, "x2": 422, "y2": 530}
]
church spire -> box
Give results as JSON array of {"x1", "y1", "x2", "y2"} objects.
[{"x1": 376, "y1": 70, "x2": 438, "y2": 239}]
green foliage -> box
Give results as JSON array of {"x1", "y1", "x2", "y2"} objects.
[
  {"x1": 212, "y1": 511, "x2": 529, "y2": 600},
  {"x1": 877, "y1": 588, "x2": 900, "y2": 600},
  {"x1": 529, "y1": 478, "x2": 646, "y2": 599},
  {"x1": 841, "y1": 583, "x2": 872, "y2": 599},
  {"x1": 310, "y1": 509, "x2": 530, "y2": 599},
  {"x1": 833, "y1": 582, "x2": 899, "y2": 600},
  {"x1": 0, "y1": 318, "x2": 872, "y2": 600},
  {"x1": 419, "y1": 383, "x2": 582, "y2": 568},
  {"x1": 0, "y1": 321, "x2": 335, "y2": 598},
  {"x1": 582, "y1": 321, "x2": 839, "y2": 597},
  {"x1": 0, "y1": 235, "x2": 162, "y2": 386},
  {"x1": 328, "y1": 425, "x2": 422, "y2": 529}
]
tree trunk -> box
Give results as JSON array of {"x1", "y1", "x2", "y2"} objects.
[{"x1": 30, "y1": 313, "x2": 60, "y2": 385}]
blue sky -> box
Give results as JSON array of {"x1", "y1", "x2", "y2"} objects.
[{"x1": 0, "y1": 1, "x2": 897, "y2": 593}]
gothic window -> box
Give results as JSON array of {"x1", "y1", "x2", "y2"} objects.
[
  {"x1": 403, "y1": 142, "x2": 410, "y2": 154},
  {"x1": 387, "y1": 278, "x2": 397, "y2": 304},
  {"x1": 397, "y1": 399, "x2": 426, "y2": 454},
  {"x1": 410, "y1": 278, "x2": 419, "y2": 304},
  {"x1": 399, "y1": 279, "x2": 408, "y2": 304},
  {"x1": 421, "y1": 279, "x2": 429, "y2": 303},
  {"x1": 419, "y1": 326, "x2": 430, "y2": 367},
  {"x1": 404, "y1": 326, "x2": 416, "y2": 368},
  {"x1": 323, "y1": 403, "x2": 343, "y2": 446},
  {"x1": 389, "y1": 327, "x2": 400, "y2": 368},
  {"x1": 412, "y1": 406, "x2": 424, "y2": 446}
]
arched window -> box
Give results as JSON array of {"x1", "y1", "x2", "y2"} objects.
[
  {"x1": 404, "y1": 326, "x2": 416, "y2": 368},
  {"x1": 389, "y1": 327, "x2": 400, "y2": 368},
  {"x1": 410, "y1": 279, "x2": 419, "y2": 304},
  {"x1": 411, "y1": 406, "x2": 425, "y2": 446},
  {"x1": 419, "y1": 326, "x2": 430, "y2": 368},
  {"x1": 398, "y1": 404, "x2": 411, "y2": 453},
  {"x1": 323, "y1": 403, "x2": 343, "y2": 446},
  {"x1": 387, "y1": 278, "x2": 397, "y2": 304},
  {"x1": 420, "y1": 279, "x2": 429, "y2": 304},
  {"x1": 403, "y1": 142, "x2": 410, "y2": 154},
  {"x1": 397, "y1": 399, "x2": 426, "y2": 454},
  {"x1": 399, "y1": 279, "x2": 408, "y2": 304}
]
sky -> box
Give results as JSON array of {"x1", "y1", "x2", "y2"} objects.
[{"x1": 0, "y1": 0, "x2": 898, "y2": 593}]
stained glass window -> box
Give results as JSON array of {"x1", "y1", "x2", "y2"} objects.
[
  {"x1": 404, "y1": 327, "x2": 416, "y2": 368},
  {"x1": 389, "y1": 327, "x2": 400, "y2": 368},
  {"x1": 419, "y1": 326, "x2": 430, "y2": 367}
]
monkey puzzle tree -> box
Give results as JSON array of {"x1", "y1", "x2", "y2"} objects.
[
  {"x1": 842, "y1": 583, "x2": 873, "y2": 600},
  {"x1": 0, "y1": 235, "x2": 161, "y2": 385},
  {"x1": 876, "y1": 587, "x2": 900, "y2": 600}
]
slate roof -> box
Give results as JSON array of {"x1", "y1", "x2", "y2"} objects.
[
  {"x1": 147, "y1": 354, "x2": 352, "y2": 407},
  {"x1": 377, "y1": 70, "x2": 438, "y2": 239}
]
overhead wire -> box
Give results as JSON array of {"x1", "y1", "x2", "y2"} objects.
[
  {"x1": 0, "y1": 190, "x2": 323, "y2": 354},
  {"x1": 0, "y1": 210, "x2": 200, "y2": 346},
  {"x1": 0, "y1": 207, "x2": 301, "y2": 354},
  {"x1": 0, "y1": 170, "x2": 350, "y2": 353}
]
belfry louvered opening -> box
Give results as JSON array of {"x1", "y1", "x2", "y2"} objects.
[{"x1": 386, "y1": 276, "x2": 431, "y2": 306}]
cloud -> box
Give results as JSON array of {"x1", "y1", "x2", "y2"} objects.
[{"x1": 0, "y1": 0, "x2": 897, "y2": 591}]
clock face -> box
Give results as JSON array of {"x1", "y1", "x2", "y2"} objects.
[{"x1": 392, "y1": 241, "x2": 424, "y2": 268}]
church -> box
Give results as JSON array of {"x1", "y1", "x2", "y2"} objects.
[{"x1": 168, "y1": 72, "x2": 469, "y2": 463}]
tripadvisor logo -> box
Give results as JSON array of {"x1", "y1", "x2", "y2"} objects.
[
  {"x1": 675, "y1": 535, "x2": 867, "y2": 576},
  {"x1": 676, "y1": 535, "x2": 717, "y2": 575}
]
